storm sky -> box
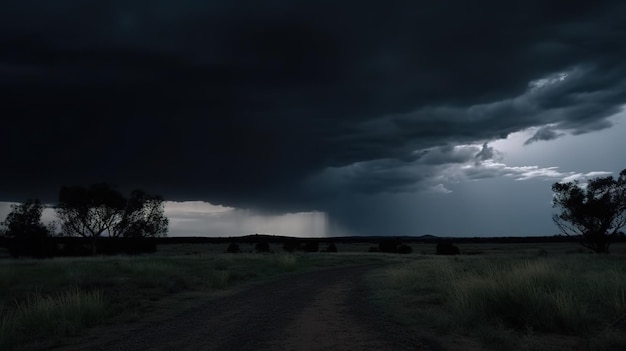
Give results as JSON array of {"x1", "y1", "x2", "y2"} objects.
[{"x1": 1, "y1": 1, "x2": 626, "y2": 237}]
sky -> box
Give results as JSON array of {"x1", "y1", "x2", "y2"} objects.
[{"x1": 1, "y1": 1, "x2": 626, "y2": 237}]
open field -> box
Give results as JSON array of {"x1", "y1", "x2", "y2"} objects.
[
  {"x1": 1, "y1": 241, "x2": 625, "y2": 350},
  {"x1": 368, "y1": 243, "x2": 626, "y2": 351},
  {"x1": 0, "y1": 243, "x2": 405, "y2": 350}
]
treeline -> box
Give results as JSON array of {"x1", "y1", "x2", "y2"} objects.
[
  {"x1": 1, "y1": 236, "x2": 157, "y2": 258},
  {"x1": 151, "y1": 234, "x2": 626, "y2": 246},
  {"x1": 0, "y1": 183, "x2": 168, "y2": 258}
]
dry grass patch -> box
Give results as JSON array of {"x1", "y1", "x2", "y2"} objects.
[{"x1": 369, "y1": 254, "x2": 626, "y2": 350}]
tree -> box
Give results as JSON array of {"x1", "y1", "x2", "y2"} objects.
[
  {"x1": 552, "y1": 169, "x2": 626, "y2": 253},
  {"x1": 1, "y1": 199, "x2": 47, "y2": 238},
  {"x1": 55, "y1": 183, "x2": 168, "y2": 254},
  {"x1": 0, "y1": 199, "x2": 53, "y2": 257},
  {"x1": 112, "y1": 190, "x2": 169, "y2": 238}
]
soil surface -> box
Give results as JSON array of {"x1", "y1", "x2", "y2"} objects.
[{"x1": 52, "y1": 265, "x2": 429, "y2": 351}]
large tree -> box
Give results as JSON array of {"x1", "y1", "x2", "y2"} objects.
[
  {"x1": 1, "y1": 199, "x2": 50, "y2": 238},
  {"x1": 112, "y1": 190, "x2": 169, "y2": 238},
  {"x1": 0, "y1": 199, "x2": 54, "y2": 257},
  {"x1": 56, "y1": 184, "x2": 168, "y2": 254},
  {"x1": 552, "y1": 169, "x2": 626, "y2": 253}
]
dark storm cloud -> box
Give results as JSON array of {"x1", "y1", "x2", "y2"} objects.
[
  {"x1": 475, "y1": 143, "x2": 497, "y2": 162},
  {"x1": 524, "y1": 126, "x2": 564, "y2": 145},
  {"x1": 416, "y1": 145, "x2": 481, "y2": 165},
  {"x1": 1, "y1": 0, "x2": 626, "y2": 210}
]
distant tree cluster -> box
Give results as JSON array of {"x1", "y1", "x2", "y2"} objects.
[
  {"x1": 1, "y1": 183, "x2": 168, "y2": 257},
  {"x1": 283, "y1": 239, "x2": 320, "y2": 253},
  {"x1": 369, "y1": 239, "x2": 413, "y2": 254},
  {"x1": 222, "y1": 239, "x2": 338, "y2": 254},
  {"x1": 552, "y1": 169, "x2": 626, "y2": 253}
]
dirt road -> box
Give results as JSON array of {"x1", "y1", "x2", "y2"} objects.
[{"x1": 54, "y1": 265, "x2": 429, "y2": 351}]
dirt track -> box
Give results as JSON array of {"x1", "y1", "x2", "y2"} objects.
[{"x1": 53, "y1": 265, "x2": 429, "y2": 351}]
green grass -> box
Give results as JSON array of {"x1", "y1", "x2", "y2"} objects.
[
  {"x1": 369, "y1": 250, "x2": 626, "y2": 350},
  {"x1": 0, "y1": 248, "x2": 395, "y2": 350},
  {"x1": 0, "y1": 289, "x2": 107, "y2": 350},
  {"x1": 5, "y1": 241, "x2": 617, "y2": 351}
]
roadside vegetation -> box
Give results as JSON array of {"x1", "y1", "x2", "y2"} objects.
[
  {"x1": 368, "y1": 247, "x2": 626, "y2": 351},
  {"x1": 4, "y1": 240, "x2": 626, "y2": 351},
  {"x1": 0, "y1": 245, "x2": 397, "y2": 351}
]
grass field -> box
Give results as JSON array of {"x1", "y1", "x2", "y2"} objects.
[
  {"x1": 1, "y1": 241, "x2": 625, "y2": 350},
  {"x1": 0, "y1": 242, "x2": 402, "y2": 350},
  {"x1": 368, "y1": 243, "x2": 626, "y2": 351}
]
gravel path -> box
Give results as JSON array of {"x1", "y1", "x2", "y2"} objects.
[{"x1": 53, "y1": 265, "x2": 429, "y2": 351}]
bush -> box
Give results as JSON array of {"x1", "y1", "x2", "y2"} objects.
[
  {"x1": 379, "y1": 239, "x2": 401, "y2": 253},
  {"x1": 300, "y1": 241, "x2": 319, "y2": 253},
  {"x1": 397, "y1": 244, "x2": 413, "y2": 254},
  {"x1": 283, "y1": 240, "x2": 299, "y2": 253},
  {"x1": 255, "y1": 242, "x2": 270, "y2": 253},
  {"x1": 8, "y1": 238, "x2": 57, "y2": 259},
  {"x1": 226, "y1": 243, "x2": 240, "y2": 253},
  {"x1": 323, "y1": 243, "x2": 338, "y2": 252},
  {"x1": 436, "y1": 242, "x2": 460, "y2": 255}
]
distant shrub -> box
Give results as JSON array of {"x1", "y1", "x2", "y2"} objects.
[
  {"x1": 323, "y1": 243, "x2": 338, "y2": 252},
  {"x1": 226, "y1": 243, "x2": 240, "y2": 253},
  {"x1": 255, "y1": 242, "x2": 270, "y2": 253},
  {"x1": 368, "y1": 246, "x2": 380, "y2": 253},
  {"x1": 8, "y1": 238, "x2": 57, "y2": 259},
  {"x1": 282, "y1": 240, "x2": 299, "y2": 253},
  {"x1": 57, "y1": 240, "x2": 91, "y2": 257},
  {"x1": 379, "y1": 239, "x2": 400, "y2": 253},
  {"x1": 397, "y1": 244, "x2": 413, "y2": 254},
  {"x1": 436, "y1": 242, "x2": 460, "y2": 255},
  {"x1": 301, "y1": 241, "x2": 319, "y2": 252}
]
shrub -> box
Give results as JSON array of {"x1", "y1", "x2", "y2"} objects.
[
  {"x1": 397, "y1": 244, "x2": 413, "y2": 254},
  {"x1": 323, "y1": 243, "x2": 338, "y2": 252},
  {"x1": 300, "y1": 241, "x2": 319, "y2": 253},
  {"x1": 283, "y1": 240, "x2": 299, "y2": 253},
  {"x1": 379, "y1": 239, "x2": 400, "y2": 253},
  {"x1": 255, "y1": 242, "x2": 270, "y2": 253},
  {"x1": 226, "y1": 243, "x2": 240, "y2": 253},
  {"x1": 436, "y1": 242, "x2": 460, "y2": 255}
]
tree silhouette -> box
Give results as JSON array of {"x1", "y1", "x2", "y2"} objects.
[
  {"x1": 113, "y1": 190, "x2": 169, "y2": 238},
  {"x1": 56, "y1": 183, "x2": 168, "y2": 254},
  {"x1": 1, "y1": 199, "x2": 53, "y2": 257},
  {"x1": 552, "y1": 169, "x2": 626, "y2": 253}
]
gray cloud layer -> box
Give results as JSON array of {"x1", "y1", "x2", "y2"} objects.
[{"x1": 1, "y1": 1, "x2": 625, "y2": 214}]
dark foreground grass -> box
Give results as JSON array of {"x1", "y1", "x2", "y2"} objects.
[
  {"x1": 0, "y1": 250, "x2": 398, "y2": 351},
  {"x1": 368, "y1": 249, "x2": 626, "y2": 351},
  {"x1": 7, "y1": 241, "x2": 615, "y2": 351}
]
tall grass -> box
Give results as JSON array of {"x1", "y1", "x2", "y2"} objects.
[
  {"x1": 272, "y1": 253, "x2": 298, "y2": 271},
  {"x1": 0, "y1": 289, "x2": 107, "y2": 350},
  {"x1": 439, "y1": 259, "x2": 588, "y2": 332},
  {"x1": 370, "y1": 254, "x2": 626, "y2": 350},
  {"x1": 0, "y1": 251, "x2": 369, "y2": 350}
]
